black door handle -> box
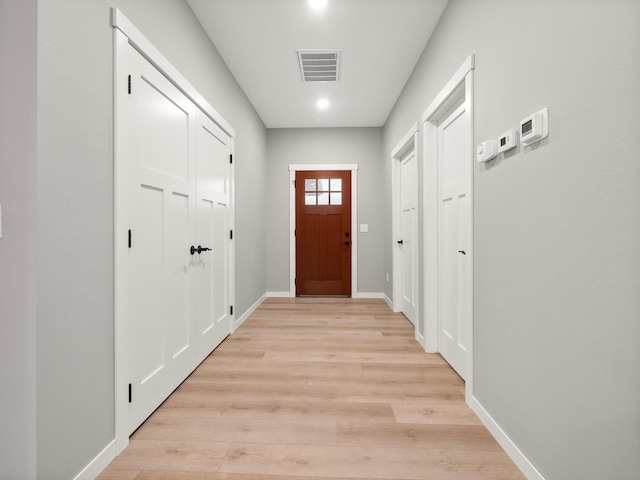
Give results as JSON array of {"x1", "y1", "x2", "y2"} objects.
[
  {"x1": 397, "y1": 240, "x2": 404, "y2": 245},
  {"x1": 458, "y1": 250, "x2": 466, "y2": 255},
  {"x1": 344, "y1": 241, "x2": 350, "y2": 246},
  {"x1": 190, "y1": 245, "x2": 212, "y2": 255}
]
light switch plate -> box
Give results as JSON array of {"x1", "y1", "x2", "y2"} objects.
[{"x1": 360, "y1": 224, "x2": 369, "y2": 233}]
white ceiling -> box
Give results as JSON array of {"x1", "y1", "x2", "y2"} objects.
[{"x1": 187, "y1": 0, "x2": 449, "y2": 129}]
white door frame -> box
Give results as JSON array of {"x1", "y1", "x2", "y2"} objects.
[
  {"x1": 391, "y1": 125, "x2": 422, "y2": 343},
  {"x1": 421, "y1": 55, "x2": 475, "y2": 399},
  {"x1": 112, "y1": 9, "x2": 235, "y2": 454},
  {"x1": 288, "y1": 164, "x2": 358, "y2": 297}
]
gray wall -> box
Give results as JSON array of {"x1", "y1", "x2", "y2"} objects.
[
  {"x1": 266, "y1": 128, "x2": 384, "y2": 295},
  {"x1": 383, "y1": 1, "x2": 640, "y2": 479},
  {"x1": 31, "y1": 0, "x2": 267, "y2": 478},
  {"x1": 0, "y1": 1, "x2": 38, "y2": 478}
]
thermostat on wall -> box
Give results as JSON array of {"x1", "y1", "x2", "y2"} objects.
[
  {"x1": 497, "y1": 129, "x2": 518, "y2": 153},
  {"x1": 520, "y1": 108, "x2": 549, "y2": 146}
]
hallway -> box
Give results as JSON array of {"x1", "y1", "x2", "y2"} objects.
[{"x1": 99, "y1": 298, "x2": 524, "y2": 479}]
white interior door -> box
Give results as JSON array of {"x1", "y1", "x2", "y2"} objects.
[
  {"x1": 127, "y1": 46, "x2": 197, "y2": 432},
  {"x1": 194, "y1": 111, "x2": 232, "y2": 361},
  {"x1": 400, "y1": 151, "x2": 418, "y2": 324},
  {"x1": 438, "y1": 98, "x2": 471, "y2": 380}
]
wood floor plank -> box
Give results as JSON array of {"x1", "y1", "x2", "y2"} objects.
[
  {"x1": 94, "y1": 470, "x2": 139, "y2": 480},
  {"x1": 99, "y1": 298, "x2": 524, "y2": 480},
  {"x1": 219, "y1": 443, "x2": 525, "y2": 480},
  {"x1": 134, "y1": 472, "x2": 416, "y2": 480},
  {"x1": 187, "y1": 365, "x2": 462, "y2": 388},
  {"x1": 219, "y1": 400, "x2": 396, "y2": 423},
  {"x1": 169, "y1": 380, "x2": 465, "y2": 404},
  {"x1": 336, "y1": 422, "x2": 500, "y2": 450},
  {"x1": 104, "y1": 440, "x2": 229, "y2": 473},
  {"x1": 133, "y1": 415, "x2": 337, "y2": 446},
  {"x1": 391, "y1": 403, "x2": 483, "y2": 425},
  {"x1": 261, "y1": 350, "x2": 449, "y2": 365}
]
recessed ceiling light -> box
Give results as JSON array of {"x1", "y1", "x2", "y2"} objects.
[
  {"x1": 317, "y1": 99, "x2": 330, "y2": 109},
  {"x1": 308, "y1": 0, "x2": 327, "y2": 9}
]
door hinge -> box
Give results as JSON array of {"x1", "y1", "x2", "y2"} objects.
[
  {"x1": 128, "y1": 383, "x2": 132, "y2": 403},
  {"x1": 127, "y1": 75, "x2": 131, "y2": 94},
  {"x1": 230, "y1": 229, "x2": 233, "y2": 240},
  {"x1": 229, "y1": 154, "x2": 233, "y2": 164},
  {"x1": 128, "y1": 229, "x2": 132, "y2": 248},
  {"x1": 294, "y1": 229, "x2": 296, "y2": 237},
  {"x1": 230, "y1": 305, "x2": 234, "y2": 316}
]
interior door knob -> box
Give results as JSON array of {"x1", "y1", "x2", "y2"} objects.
[
  {"x1": 397, "y1": 240, "x2": 404, "y2": 245},
  {"x1": 190, "y1": 245, "x2": 212, "y2": 255}
]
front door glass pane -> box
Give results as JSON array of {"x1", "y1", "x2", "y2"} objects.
[
  {"x1": 318, "y1": 192, "x2": 329, "y2": 205},
  {"x1": 305, "y1": 179, "x2": 316, "y2": 191},
  {"x1": 305, "y1": 193, "x2": 317, "y2": 205}
]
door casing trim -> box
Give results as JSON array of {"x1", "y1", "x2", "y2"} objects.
[
  {"x1": 391, "y1": 125, "x2": 421, "y2": 343},
  {"x1": 288, "y1": 164, "x2": 358, "y2": 297},
  {"x1": 421, "y1": 54, "x2": 474, "y2": 399}
]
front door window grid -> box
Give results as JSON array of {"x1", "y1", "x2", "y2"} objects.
[{"x1": 304, "y1": 178, "x2": 342, "y2": 206}]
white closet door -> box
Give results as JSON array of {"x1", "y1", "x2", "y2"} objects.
[
  {"x1": 127, "y1": 46, "x2": 197, "y2": 433},
  {"x1": 438, "y1": 100, "x2": 471, "y2": 380},
  {"x1": 400, "y1": 150, "x2": 418, "y2": 325},
  {"x1": 194, "y1": 110, "x2": 232, "y2": 362}
]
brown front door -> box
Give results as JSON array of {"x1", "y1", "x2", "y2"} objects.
[{"x1": 296, "y1": 170, "x2": 351, "y2": 296}]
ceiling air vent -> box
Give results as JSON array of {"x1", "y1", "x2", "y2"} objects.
[{"x1": 297, "y1": 50, "x2": 341, "y2": 82}]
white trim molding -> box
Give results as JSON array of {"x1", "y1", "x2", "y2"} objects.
[
  {"x1": 353, "y1": 292, "x2": 385, "y2": 299},
  {"x1": 422, "y1": 55, "x2": 475, "y2": 124},
  {"x1": 391, "y1": 123, "x2": 420, "y2": 345},
  {"x1": 234, "y1": 293, "x2": 267, "y2": 331},
  {"x1": 111, "y1": 8, "x2": 234, "y2": 137},
  {"x1": 421, "y1": 54, "x2": 475, "y2": 360},
  {"x1": 469, "y1": 396, "x2": 546, "y2": 480},
  {"x1": 383, "y1": 293, "x2": 393, "y2": 309},
  {"x1": 266, "y1": 291, "x2": 292, "y2": 298},
  {"x1": 72, "y1": 440, "x2": 117, "y2": 480},
  {"x1": 288, "y1": 164, "x2": 359, "y2": 298}
]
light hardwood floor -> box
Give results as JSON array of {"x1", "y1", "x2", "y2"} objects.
[{"x1": 99, "y1": 298, "x2": 525, "y2": 480}]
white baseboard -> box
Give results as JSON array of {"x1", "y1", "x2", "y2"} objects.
[
  {"x1": 233, "y1": 293, "x2": 267, "y2": 331},
  {"x1": 354, "y1": 292, "x2": 385, "y2": 299},
  {"x1": 468, "y1": 396, "x2": 545, "y2": 480},
  {"x1": 73, "y1": 439, "x2": 117, "y2": 480},
  {"x1": 383, "y1": 293, "x2": 393, "y2": 309},
  {"x1": 266, "y1": 291, "x2": 293, "y2": 298}
]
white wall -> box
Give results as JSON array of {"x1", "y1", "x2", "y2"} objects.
[
  {"x1": 266, "y1": 128, "x2": 384, "y2": 295},
  {"x1": 32, "y1": 0, "x2": 267, "y2": 478},
  {"x1": 0, "y1": 1, "x2": 37, "y2": 478},
  {"x1": 383, "y1": 1, "x2": 640, "y2": 479}
]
